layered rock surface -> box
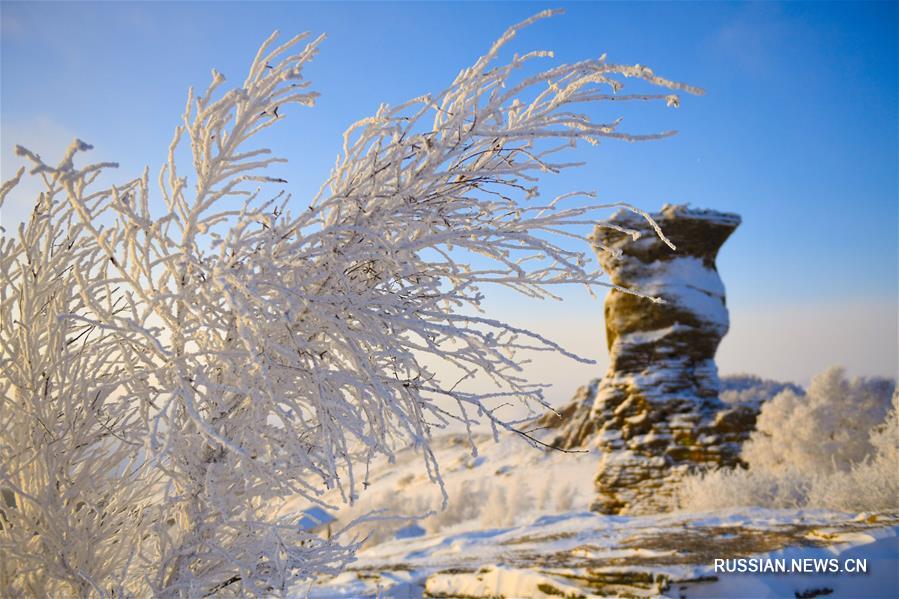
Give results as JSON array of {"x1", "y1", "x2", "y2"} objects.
[
  {"x1": 542, "y1": 204, "x2": 750, "y2": 514},
  {"x1": 312, "y1": 509, "x2": 899, "y2": 598}
]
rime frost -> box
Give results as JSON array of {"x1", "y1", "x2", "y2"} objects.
[
  {"x1": 1, "y1": 12, "x2": 702, "y2": 596},
  {"x1": 675, "y1": 367, "x2": 897, "y2": 512}
]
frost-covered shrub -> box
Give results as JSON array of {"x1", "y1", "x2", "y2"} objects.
[
  {"x1": 2, "y1": 11, "x2": 701, "y2": 595},
  {"x1": 537, "y1": 475, "x2": 556, "y2": 511},
  {"x1": 870, "y1": 392, "x2": 899, "y2": 465},
  {"x1": 676, "y1": 467, "x2": 813, "y2": 511},
  {"x1": 477, "y1": 479, "x2": 534, "y2": 528},
  {"x1": 511, "y1": 480, "x2": 535, "y2": 521},
  {"x1": 554, "y1": 483, "x2": 577, "y2": 512},
  {"x1": 535, "y1": 475, "x2": 578, "y2": 513},
  {"x1": 337, "y1": 459, "x2": 582, "y2": 544},
  {"x1": 429, "y1": 480, "x2": 484, "y2": 533},
  {"x1": 806, "y1": 393, "x2": 899, "y2": 512},
  {"x1": 429, "y1": 477, "x2": 534, "y2": 532},
  {"x1": 743, "y1": 367, "x2": 895, "y2": 473},
  {"x1": 338, "y1": 489, "x2": 436, "y2": 546},
  {"x1": 0, "y1": 160, "x2": 164, "y2": 595},
  {"x1": 480, "y1": 485, "x2": 510, "y2": 528},
  {"x1": 807, "y1": 455, "x2": 898, "y2": 512}
]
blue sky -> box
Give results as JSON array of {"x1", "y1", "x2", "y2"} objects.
[{"x1": 1, "y1": 1, "x2": 896, "y2": 391}]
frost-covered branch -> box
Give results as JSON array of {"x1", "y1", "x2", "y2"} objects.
[
  {"x1": 0, "y1": 142, "x2": 162, "y2": 596},
  {"x1": 1, "y1": 11, "x2": 701, "y2": 596}
]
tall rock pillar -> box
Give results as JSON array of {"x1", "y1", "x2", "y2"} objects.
[{"x1": 547, "y1": 204, "x2": 745, "y2": 514}]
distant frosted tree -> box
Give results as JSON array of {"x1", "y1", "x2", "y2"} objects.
[
  {"x1": 808, "y1": 391, "x2": 899, "y2": 511},
  {"x1": 1, "y1": 11, "x2": 699, "y2": 597},
  {"x1": 719, "y1": 374, "x2": 804, "y2": 408},
  {"x1": 743, "y1": 367, "x2": 895, "y2": 473},
  {"x1": 675, "y1": 368, "x2": 897, "y2": 513}
]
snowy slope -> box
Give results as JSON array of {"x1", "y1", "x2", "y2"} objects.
[{"x1": 281, "y1": 431, "x2": 602, "y2": 549}]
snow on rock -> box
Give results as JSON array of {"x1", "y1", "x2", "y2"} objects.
[
  {"x1": 303, "y1": 506, "x2": 899, "y2": 598},
  {"x1": 679, "y1": 525, "x2": 899, "y2": 599},
  {"x1": 541, "y1": 204, "x2": 751, "y2": 514},
  {"x1": 293, "y1": 430, "x2": 898, "y2": 598},
  {"x1": 425, "y1": 565, "x2": 597, "y2": 599}
]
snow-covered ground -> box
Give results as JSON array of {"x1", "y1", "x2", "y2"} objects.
[
  {"x1": 304, "y1": 514, "x2": 897, "y2": 598},
  {"x1": 289, "y1": 432, "x2": 899, "y2": 598}
]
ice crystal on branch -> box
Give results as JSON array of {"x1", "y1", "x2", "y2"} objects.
[{"x1": 1, "y1": 11, "x2": 701, "y2": 596}]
